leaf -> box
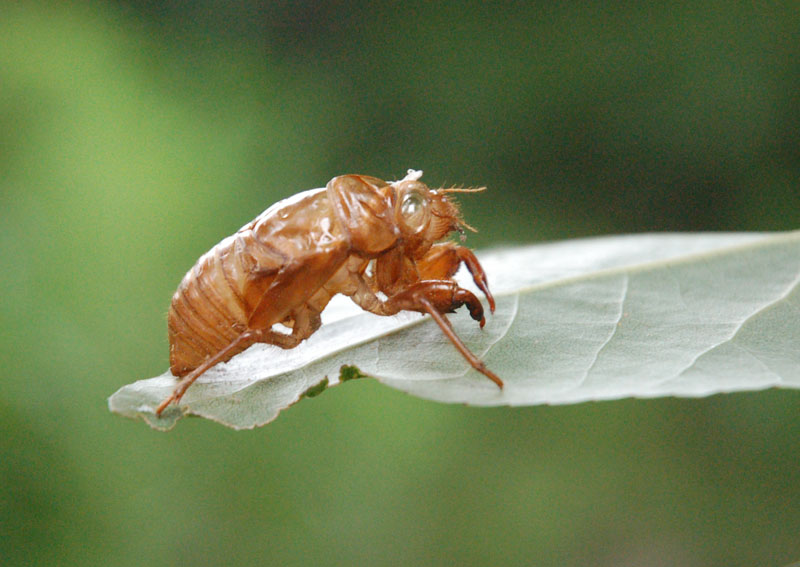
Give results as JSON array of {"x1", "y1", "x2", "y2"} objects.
[{"x1": 108, "y1": 231, "x2": 800, "y2": 430}]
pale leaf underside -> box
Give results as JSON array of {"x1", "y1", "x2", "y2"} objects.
[{"x1": 108, "y1": 231, "x2": 800, "y2": 430}]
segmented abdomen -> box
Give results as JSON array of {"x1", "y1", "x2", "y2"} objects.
[
  {"x1": 167, "y1": 231, "x2": 276, "y2": 376},
  {"x1": 167, "y1": 187, "x2": 347, "y2": 377}
]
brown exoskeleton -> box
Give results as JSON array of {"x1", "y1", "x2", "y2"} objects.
[{"x1": 156, "y1": 170, "x2": 501, "y2": 416}]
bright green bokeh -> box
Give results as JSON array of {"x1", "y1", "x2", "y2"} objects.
[{"x1": 2, "y1": 3, "x2": 798, "y2": 566}]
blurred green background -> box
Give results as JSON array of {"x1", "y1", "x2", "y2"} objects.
[{"x1": 1, "y1": 2, "x2": 799, "y2": 566}]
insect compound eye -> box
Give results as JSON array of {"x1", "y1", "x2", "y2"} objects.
[
  {"x1": 400, "y1": 191, "x2": 425, "y2": 219},
  {"x1": 392, "y1": 178, "x2": 432, "y2": 238},
  {"x1": 400, "y1": 190, "x2": 428, "y2": 228}
]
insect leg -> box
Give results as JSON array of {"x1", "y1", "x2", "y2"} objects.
[
  {"x1": 156, "y1": 308, "x2": 323, "y2": 416},
  {"x1": 285, "y1": 306, "x2": 322, "y2": 343},
  {"x1": 417, "y1": 243, "x2": 495, "y2": 313},
  {"x1": 453, "y1": 247, "x2": 494, "y2": 313},
  {"x1": 381, "y1": 280, "x2": 502, "y2": 388},
  {"x1": 156, "y1": 331, "x2": 258, "y2": 415},
  {"x1": 387, "y1": 281, "x2": 486, "y2": 326},
  {"x1": 418, "y1": 297, "x2": 503, "y2": 388}
]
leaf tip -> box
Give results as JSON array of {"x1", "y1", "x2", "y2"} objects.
[{"x1": 107, "y1": 383, "x2": 185, "y2": 432}]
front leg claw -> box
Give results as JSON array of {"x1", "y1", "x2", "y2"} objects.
[
  {"x1": 453, "y1": 288, "x2": 485, "y2": 327},
  {"x1": 455, "y1": 247, "x2": 495, "y2": 314},
  {"x1": 415, "y1": 244, "x2": 496, "y2": 314}
]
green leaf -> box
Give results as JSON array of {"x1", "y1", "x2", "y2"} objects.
[{"x1": 108, "y1": 231, "x2": 800, "y2": 430}]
